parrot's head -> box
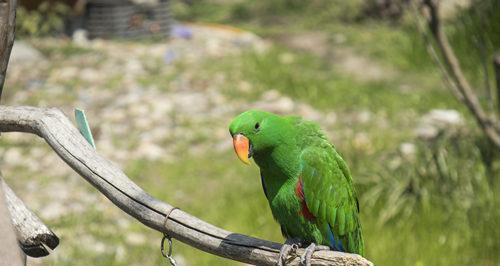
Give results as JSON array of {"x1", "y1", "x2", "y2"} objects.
[{"x1": 229, "y1": 110, "x2": 293, "y2": 165}]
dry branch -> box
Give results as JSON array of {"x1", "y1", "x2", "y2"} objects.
[
  {"x1": 1, "y1": 178, "x2": 59, "y2": 257},
  {"x1": 421, "y1": 0, "x2": 500, "y2": 148},
  {"x1": 0, "y1": 105, "x2": 372, "y2": 266},
  {"x1": 494, "y1": 54, "x2": 500, "y2": 115}
]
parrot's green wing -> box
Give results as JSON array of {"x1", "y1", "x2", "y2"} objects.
[{"x1": 300, "y1": 146, "x2": 364, "y2": 255}]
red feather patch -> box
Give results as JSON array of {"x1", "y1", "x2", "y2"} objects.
[{"x1": 295, "y1": 179, "x2": 315, "y2": 221}]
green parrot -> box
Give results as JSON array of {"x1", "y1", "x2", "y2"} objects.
[{"x1": 229, "y1": 110, "x2": 364, "y2": 266}]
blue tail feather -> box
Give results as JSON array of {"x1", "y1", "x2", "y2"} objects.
[{"x1": 327, "y1": 224, "x2": 344, "y2": 252}]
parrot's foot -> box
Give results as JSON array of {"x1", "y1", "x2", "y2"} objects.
[
  {"x1": 277, "y1": 238, "x2": 301, "y2": 266},
  {"x1": 299, "y1": 243, "x2": 330, "y2": 266}
]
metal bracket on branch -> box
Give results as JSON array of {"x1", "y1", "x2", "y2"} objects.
[{"x1": 0, "y1": 106, "x2": 373, "y2": 266}]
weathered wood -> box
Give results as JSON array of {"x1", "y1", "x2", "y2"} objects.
[
  {"x1": 1, "y1": 178, "x2": 59, "y2": 257},
  {"x1": 0, "y1": 105, "x2": 373, "y2": 266},
  {"x1": 0, "y1": 0, "x2": 17, "y2": 99},
  {"x1": 0, "y1": 174, "x2": 25, "y2": 266}
]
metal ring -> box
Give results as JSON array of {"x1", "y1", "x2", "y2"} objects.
[{"x1": 163, "y1": 207, "x2": 179, "y2": 229}]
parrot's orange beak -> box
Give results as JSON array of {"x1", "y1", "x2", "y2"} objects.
[{"x1": 232, "y1": 134, "x2": 251, "y2": 165}]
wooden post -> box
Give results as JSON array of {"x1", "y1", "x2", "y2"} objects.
[{"x1": 0, "y1": 0, "x2": 17, "y2": 99}]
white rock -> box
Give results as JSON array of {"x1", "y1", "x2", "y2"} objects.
[
  {"x1": 125, "y1": 232, "x2": 147, "y2": 246},
  {"x1": 353, "y1": 133, "x2": 371, "y2": 151},
  {"x1": 80, "y1": 68, "x2": 102, "y2": 83},
  {"x1": 50, "y1": 66, "x2": 79, "y2": 81},
  {"x1": 237, "y1": 80, "x2": 252, "y2": 92},
  {"x1": 135, "y1": 142, "x2": 164, "y2": 160},
  {"x1": 416, "y1": 109, "x2": 463, "y2": 139},
  {"x1": 356, "y1": 110, "x2": 372, "y2": 124},
  {"x1": 125, "y1": 59, "x2": 144, "y2": 75},
  {"x1": 129, "y1": 103, "x2": 150, "y2": 117},
  {"x1": 3, "y1": 148, "x2": 23, "y2": 166},
  {"x1": 422, "y1": 109, "x2": 463, "y2": 127},
  {"x1": 261, "y1": 90, "x2": 281, "y2": 101},
  {"x1": 297, "y1": 103, "x2": 322, "y2": 121},
  {"x1": 40, "y1": 201, "x2": 66, "y2": 220},
  {"x1": 9, "y1": 41, "x2": 45, "y2": 65},
  {"x1": 399, "y1": 142, "x2": 416, "y2": 157},
  {"x1": 325, "y1": 112, "x2": 337, "y2": 125},
  {"x1": 415, "y1": 125, "x2": 439, "y2": 139},
  {"x1": 273, "y1": 97, "x2": 295, "y2": 113},
  {"x1": 255, "y1": 93, "x2": 295, "y2": 114},
  {"x1": 72, "y1": 29, "x2": 89, "y2": 46}
]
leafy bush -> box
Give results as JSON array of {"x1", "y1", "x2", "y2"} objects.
[
  {"x1": 172, "y1": 0, "x2": 364, "y2": 24},
  {"x1": 16, "y1": 2, "x2": 69, "y2": 37}
]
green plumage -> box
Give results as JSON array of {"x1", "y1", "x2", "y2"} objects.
[{"x1": 229, "y1": 110, "x2": 364, "y2": 256}]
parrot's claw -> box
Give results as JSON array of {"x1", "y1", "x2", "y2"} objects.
[
  {"x1": 277, "y1": 239, "x2": 301, "y2": 266},
  {"x1": 299, "y1": 243, "x2": 330, "y2": 266}
]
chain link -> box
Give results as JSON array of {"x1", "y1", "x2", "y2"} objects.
[{"x1": 161, "y1": 234, "x2": 177, "y2": 266}]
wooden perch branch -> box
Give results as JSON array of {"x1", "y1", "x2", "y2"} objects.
[
  {"x1": 1, "y1": 177, "x2": 59, "y2": 257},
  {"x1": 0, "y1": 105, "x2": 372, "y2": 266},
  {"x1": 421, "y1": 0, "x2": 500, "y2": 148}
]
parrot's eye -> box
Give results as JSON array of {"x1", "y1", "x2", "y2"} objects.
[{"x1": 254, "y1": 122, "x2": 260, "y2": 130}]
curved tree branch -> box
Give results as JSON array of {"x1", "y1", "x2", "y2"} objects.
[
  {"x1": 421, "y1": 0, "x2": 500, "y2": 148},
  {"x1": 0, "y1": 105, "x2": 372, "y2": 266}
]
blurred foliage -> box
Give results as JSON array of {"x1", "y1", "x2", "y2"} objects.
[
  {"x1": 447, "y1": 0, "x2": 500, "y2": 95},
  {"x1": 360, "y1": 130, "x2": 495, "y2": 224},
  {"x1": 16, "y1": 1, "x2": 69, "y2": 37},
  {"x1": 359, "y1": 0, "x2": 410, "y2": 21},
  {"x1": 172, "y1": 0, "x2": 364, "y2": 24}
]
